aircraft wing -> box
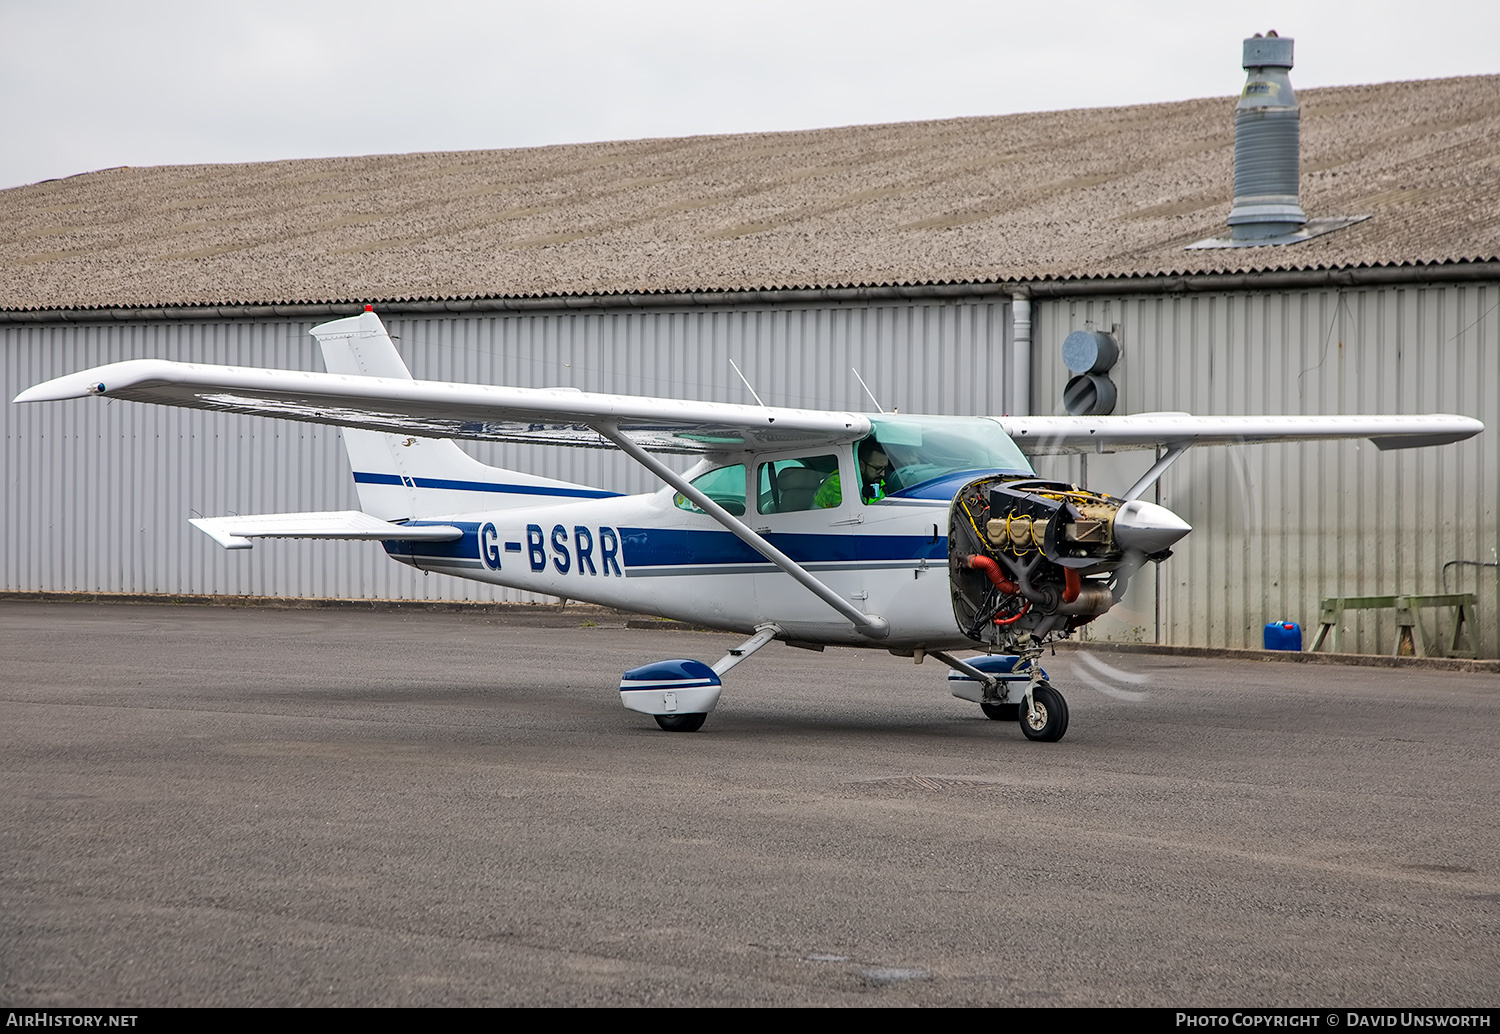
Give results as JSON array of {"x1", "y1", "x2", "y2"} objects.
[
  {"x1": 14, "y1": 359, "x2": 871, "y2": 455},
  {"x1": 16, "y1": 361, "x2": 1480, "y2": 457},
  {"x1": 997, "y1": 413, "x2": 1483, "y2": 455}
]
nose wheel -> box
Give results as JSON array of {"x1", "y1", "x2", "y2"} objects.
[
  {"x1": 1018, "y1": 682, "x2": 1069, "y2": 741},
  {"x1": 654, "y1": 712, "x2": 708, "y2": 732}
]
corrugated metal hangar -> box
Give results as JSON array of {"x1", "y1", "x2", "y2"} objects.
[{"x1": 4, "y1": 48, "x2": 1498, "y2": 655}]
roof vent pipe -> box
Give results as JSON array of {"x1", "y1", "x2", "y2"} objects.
[{"x1": 1227, "y1": 31, "x2": 1308, "y2": 240}]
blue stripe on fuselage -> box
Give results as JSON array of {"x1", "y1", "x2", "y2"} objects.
[
  {"x1": 354, "y1": 472, "x2": 619, "y2": 500},
  {"x1": 382, "y1": 522, "x2": 948, "y2": 569},
  {"x1": 383, "y1": 521, "x2": 482, "y2": 561},
  {"x1": 618, "y1": 528, "x2": 947, "y2": 567}
]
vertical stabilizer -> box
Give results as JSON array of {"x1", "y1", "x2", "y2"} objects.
[{"x1": 310, "y1": 310, "x2": 616, "y2": 520}]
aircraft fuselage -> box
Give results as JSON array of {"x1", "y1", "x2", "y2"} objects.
[{"x1": 383, "y1": 485, "x2": 968, "y2": 649}]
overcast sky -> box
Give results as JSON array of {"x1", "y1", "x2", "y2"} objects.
[{"x1": 2, "y1": 0, "x2": 1496, "y2": 191}]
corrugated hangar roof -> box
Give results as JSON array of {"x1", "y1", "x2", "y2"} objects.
[{"x1": 2, "y1": 74, "x2": 1498, "y2": 313}]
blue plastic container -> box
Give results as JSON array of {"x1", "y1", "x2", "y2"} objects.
[{"x1": 1263, "y1": 620, "x2": 1302, "y2": 651}]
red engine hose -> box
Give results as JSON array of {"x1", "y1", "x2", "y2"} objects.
[
  {"x1": 964, "y1": 555, "x2": 1031, "y2": 624},
  {"x1": 1063, "y1": 567, "x2": 1081, "y2": 604},
  {"x1": 965, "y1": 554, "x2": 1020, "y2": 595},
  {"x1": 993, "y1": 605, "x2": 1029, "y2": 626}
]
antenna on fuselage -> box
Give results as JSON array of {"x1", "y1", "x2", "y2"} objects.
[
  {"x1": 728, "y1": 358, "x2": 767, "y2": 407},
  {"x1": 852, "y1": 368, "x2": 886, "y2": 414}
]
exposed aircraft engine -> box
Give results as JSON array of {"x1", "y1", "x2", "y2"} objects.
[{"x1": 948, "y1": 475, "x2": 1188, "y2": 645}]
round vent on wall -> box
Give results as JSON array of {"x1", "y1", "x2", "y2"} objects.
[{"x1": 1061, "y1": 330, "x2": 1118, "y2": 416}]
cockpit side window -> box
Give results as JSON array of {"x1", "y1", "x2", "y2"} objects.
[
  {"x1": 757, "y1": 454, "x2": 842, "y2": 514},
  {"x1": 673, "y1": 463, "x2": 747, "y2": 516}
]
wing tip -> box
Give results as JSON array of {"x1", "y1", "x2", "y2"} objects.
[
  {"x1": 13, "y1": 376, "x2": 107, "y2": 404},
  {"x1": 1371, "y1": 417, "x2": 1485, "y2": 450}
]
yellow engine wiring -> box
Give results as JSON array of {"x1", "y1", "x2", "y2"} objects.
[
  {"x1": 959, "y1": 495, "x2": 997, "y2": 558},
  {"x1": 960, "y1": 482, "x2": 1115, "y2": 562}
]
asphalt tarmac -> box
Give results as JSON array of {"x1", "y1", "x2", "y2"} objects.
[{"x1": 2, "y1": 601, "x2": 1497, "y2": 1007}]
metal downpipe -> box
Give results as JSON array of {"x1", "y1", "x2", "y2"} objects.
[{"x1": 1011, "y1": 292, "x2": 1032, "y2": 417}]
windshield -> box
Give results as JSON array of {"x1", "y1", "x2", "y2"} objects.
[{"x1": 864, "y1": 416, "x2": 1032, "y2": 493}]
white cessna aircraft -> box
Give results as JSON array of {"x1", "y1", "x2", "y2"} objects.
[{"x1": 15, "y1": 309, "x2": 1482, "y2": 741}]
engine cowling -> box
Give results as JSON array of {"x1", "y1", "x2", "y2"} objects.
[{"x1": 948, "y1": 475, "x2": 1190, "y2": 644}]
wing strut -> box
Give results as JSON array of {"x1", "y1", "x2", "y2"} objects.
[
  {"x1": 592, "y1": 422, "x2": 890, "y2": 640},
  {"x1": 1122, "y1": 443, "x2": 1192, "y2": 501}
]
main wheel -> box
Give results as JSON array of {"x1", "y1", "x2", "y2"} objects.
[
  {"x1": 980, "y1": 701, "x2": 1020, "y2": 721},
  {"x1": 1017, "y1": 683, "x2": 1069, "y2": 742},
  {"x1": 654, "y1": 712, "x2": 708, "y2": 732}
]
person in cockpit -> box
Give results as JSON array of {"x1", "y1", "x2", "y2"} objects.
[
  {"x1": 857, "y1": 438, "x2": 895, "y2": 500},
  {"x1": 814, "y1": 436, "x2": 895, "y2": 507}
]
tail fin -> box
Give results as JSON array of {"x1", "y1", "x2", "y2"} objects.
[{"x1": 310, "y1": 310, "x2": 616, "y2": 520}]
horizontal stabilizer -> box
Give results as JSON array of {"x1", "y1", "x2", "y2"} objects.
[{"x1": 189, "y1": 510, "x2": 462, "y2": 550}]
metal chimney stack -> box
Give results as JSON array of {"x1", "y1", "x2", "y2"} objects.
[{"x1": 1227, "y1": 32, "x2": 1308, "y2": 240}]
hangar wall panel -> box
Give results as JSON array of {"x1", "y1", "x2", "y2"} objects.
[
  {"x1": 2, "y1": 300, "x2": 1012, "y2": 604},
  {"x1": 1029, "y1": 284, "x2": 1498, "y2": 657}
]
